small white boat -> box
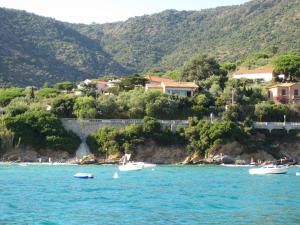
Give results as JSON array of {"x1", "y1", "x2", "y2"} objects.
[
  {"x1": 249, "y1": 165, "x2": 288, "y2": 175},
  {"x1": 73, "y1": 173, "x2": 94, "y2": 179},
  {"x1": 118, "y1": 154, "x2": 156, "y2": 171},
  {"x1": 296, "y1": 172, "x2": 300, "y2": 176},
  {"x1": 118, "y1": 162, "x2": 144, "y2": 171},
  {"x1": 142, "y1": 162, "x2": 156, "y2": 168},
  {"x1": 221, "y1": 164, "x2": 255, "y2": 167}
]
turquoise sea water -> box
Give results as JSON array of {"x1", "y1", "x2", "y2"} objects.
[{"x1": 0, "y1": 165, "x2": 300, "y2": 225}]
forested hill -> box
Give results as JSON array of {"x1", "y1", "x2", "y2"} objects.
[
  {"x1": 0, "y1": 0, "x2": 300, "y2": 86},
  {"x1": 0, "y1": 8, "x2": 130, "y2": 86},
  {"x1": 78, "y1": 0, "x2": 300, "y2": 72}
]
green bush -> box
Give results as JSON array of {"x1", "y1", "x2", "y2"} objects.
[
  {"x1": 87, "y1": 117, "x2": 186, "y2": 156},
  {"x1": 254, "y1": 102, "x2": 291, "y2": 122},
  {"x1": 0, "y1": 88, "x2": 25, "y2": 107},
  {"x1": 184, "y1": 119, "x2": 247, "y2": 155},
  {"x1": 51, "y1": 96, "x2": 76, "y2": 118},
  {"x1": 5, "y1": 111, "x2": 80, "y2": 153},
  {"x1": 73, "y1": 96, "x2": 97, "y2": 119}
]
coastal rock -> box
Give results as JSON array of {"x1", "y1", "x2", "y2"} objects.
[
  {"x1": 182, "y1": 155, "x2": 192, "y2": 165},
  {"x1": 42, "y1": 149, "x2": 70, "y2": 162},
  {"x1": 97, "y1": 153, "x2": 121, "y2": 164},
  {"x1": 221, "y1": 155, "x2": 235, "y2": 164},
  {"x1": 133, "y1": 140, "x2": 188, "y2": 164},
  {"x1": 207, "y1": 142, "x2": 275, "y2": 164},
  {"x1": 79, "y1": 154, "x2": 97, "y2": 164},
  {"x1": 182, "y1": 153, "x2": 202, "y2": 164},
  {"x1": 2, "y1": 148, "x2": 38, "y2": 162},
  {"x1": 277, "y1": 142, "x2": 300, "y2": 163}
]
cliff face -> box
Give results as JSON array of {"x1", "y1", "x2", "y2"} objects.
[
  {"x1": 2, "y1": 138, "x2": 300, "y2": 164},
  {"x1": 132, "y1": 139, "x2": 300, "y2": 165},
  {"x1": 133, "y1": 141, "x2": 189, "y2": 164},
  {"x1": 277, "y1": 142, "x2": 300, "y2": 163}
]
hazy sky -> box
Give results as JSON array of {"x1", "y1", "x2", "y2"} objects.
[{"x1": 0, "y1": 0, "x2": 250, "y2": 24}]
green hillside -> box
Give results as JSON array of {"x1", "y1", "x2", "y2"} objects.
[
  {"x1": 0, "y1": 0, "x2": 299, "y2": 86},
  {"x1": 82, "y1": 0, "x2": 299, "y2": 72},
  {"x1": 0, "y1": 8, "x2": 130, "y2": 86}
]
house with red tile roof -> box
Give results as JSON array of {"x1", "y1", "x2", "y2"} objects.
[
  {"x1": 145, "y1": 75, "x2": 198, "y2": 97},
  {"x1": 233, "y1": 68, "x2": 274, "y2": 82},
  {"x1": 267, "y1": 83, "x2": 300, "y2": 104},
  {"x1": 145, "y1": 75, "x2": 174, "y2": 84}
]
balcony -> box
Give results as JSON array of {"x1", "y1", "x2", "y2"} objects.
[{"x1": 274, "y1": 96, "x2": 289, "y2": 104}]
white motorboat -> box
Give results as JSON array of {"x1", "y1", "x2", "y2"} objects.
[
  {"x1": 118, "y1": 154, "x2": 156, "y2": 171},
  {"x1": 118, "y1": 162, "x2": 144, "y2": 171},
  {"x1": 249, "y1": 165, "x2": 288, "y2": 175},
  {"x1": 296, "y1": 172, "x2": 300, "y2": 176},
  {"x1": 142, "y1": 162, "x2": 156, "y2": 168},
  {"x1": 73, "y1": 173, "x2": 94, "y2": 179},
  {"x1": 221, "y1": 164, "x2": 255, "y2": 167}
]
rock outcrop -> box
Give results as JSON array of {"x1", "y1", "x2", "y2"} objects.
[{"x1": 133, "y1": 141, "x2": 188, "y2": 164}]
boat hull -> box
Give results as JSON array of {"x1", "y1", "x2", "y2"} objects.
[
  {"x1": 74, "y1": 173, "x2": 94, "y2": 179},
  {"x1": 118, "y1": 163, "x2": 144, "y2": 171},
  {"x1": 249, "y1": 166, "x2": 288, "y2": 175}
]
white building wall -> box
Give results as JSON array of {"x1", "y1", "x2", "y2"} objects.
[{"x1": 233, "y1": 73, "x2": 273, "y2": 82}]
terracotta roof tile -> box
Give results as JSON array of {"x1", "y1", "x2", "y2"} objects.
[
  {"x1": 163, "y1": 82, "x2": 198, "y2": 88},
  {"x1": 146, "y1": 83, "x2": 162, "y2": 88},
  {"x1": 268, "y1": 83, "x2": 299, "y2": 88},
  {"x1": 146, "y1": 75, "x2": 173, "y2": 83},
  {"x1": 234, "y1": 68, "x2": 274, "y2": 75}
]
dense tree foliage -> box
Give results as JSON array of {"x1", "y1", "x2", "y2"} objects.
[
  {"x1": 53, "y1": 82, "x2": 74, "y2": 91},
  {"x1": 5, "y1": 111, "x2": 80, "y2": 153},
  {"x1": 51, "y1": 96, "x2": 76, "y2": 118},
  {"x1": 0, "y1": 88, "x2": 25, "y2": 107},
  {"x1": 87, "y1": 117, "x2": 184, "y2": 156},
  {"x1": 273, "y1": 52, "x2": 300, "y2": 81},
  {"x1": 118, "y1": 75, "x2": 148, "y2": 91},
  {"x1": 184, "y1": 118, "x2": 247, "y2": 156},
  {"x1": 254, "y1": 102, "x2": 291, "y2": 122},
  {"x1": 181, "y1": 54, "x2": 226, "y2": 82},
  {"x1": 73, "y1": 96, "x2": 97, "y2": 119},
  {"x1": 0, "y1": 116, "x2": 14, "y2": 153}
]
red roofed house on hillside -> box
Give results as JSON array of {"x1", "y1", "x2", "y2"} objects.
[
  {"x1": 233, "y1": 68, "x2": 274, "y2": 82},
  {"x1": 145, "y1": 75, "x2": 174, "y2": 84},
  {"x1": 267, "y1": 83, "x2": 300, "y2": 104},
  {"x1": 145, "y1": 75, "x2": 198, "y2": 97}
]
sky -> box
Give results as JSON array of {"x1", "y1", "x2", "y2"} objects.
[{"x1": 0, "y1": 0, "x2": 250, "y2": 24}]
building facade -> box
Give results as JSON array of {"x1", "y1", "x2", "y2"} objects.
[
  {"x1": 233, "y1": 68, "x2": 274, "y2": 82},
  {"x1": 145, "y1": 75, "x2": 198, "y2": 97},
  {"x1": 267, "y1": 83, "x2": 300, "y2": 104}
]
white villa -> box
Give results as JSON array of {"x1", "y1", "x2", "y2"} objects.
[{"x1": 232, "y1": 68, "x2": 274, "y2": 82}]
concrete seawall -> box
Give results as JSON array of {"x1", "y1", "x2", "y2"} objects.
[
  {"x1": 60, "y1": 118, "x2": 189, "y2": 158},
  {"x1": 60, "y1": 118, "x2": 300, "y2": 159},
  {"x1": 60, "y1": 118, "x2": 189, "y2": 138}
]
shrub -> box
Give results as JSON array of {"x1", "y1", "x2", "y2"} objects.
[{"x1": 5, "y1": 111, "x2": 80, "y2": 153}]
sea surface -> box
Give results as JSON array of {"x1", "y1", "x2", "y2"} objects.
[{"x1": 0, "y1": 164, "x2": 300, "y2": 225}]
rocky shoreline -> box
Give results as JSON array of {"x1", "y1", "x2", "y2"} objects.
[{"x1": 1, "y1": 141, "x2": 298, "y2": 166}]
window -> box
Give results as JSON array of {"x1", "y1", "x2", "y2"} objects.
[
  {"x1": 294, "y1": 89, "x2": 298, "y2": 96},
  {"x1": 281, "y1": 89, "x2": 286, "y2": 96}
]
